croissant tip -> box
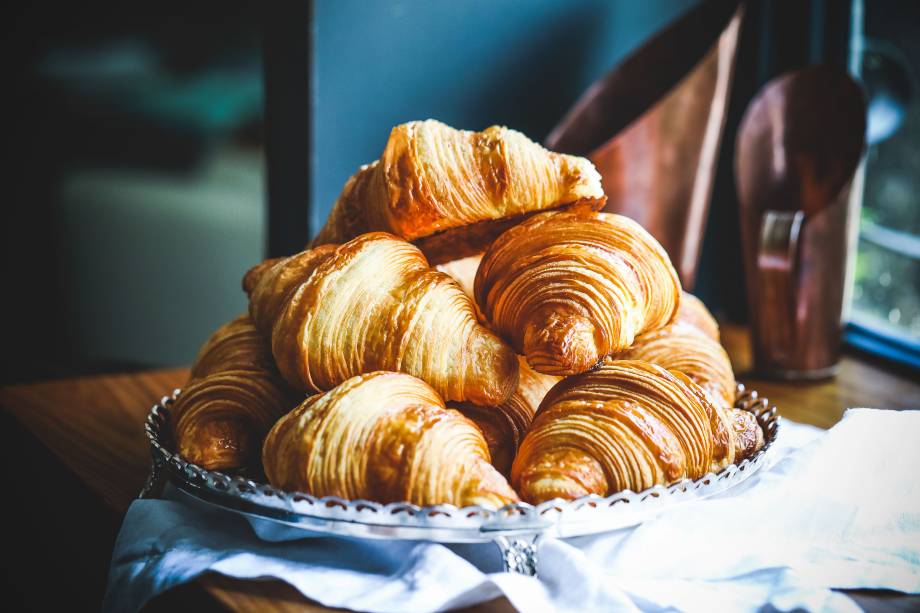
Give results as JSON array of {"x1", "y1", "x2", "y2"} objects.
[
  {"x1": 516, "y1": 475, "x2": 593, "y2": 505},
  {"x1": 243, "y1": 259, "x2": 278, "y2": 295},
  {"x1": 523, "y1": 314, "x2": 599, "y2": 376}
]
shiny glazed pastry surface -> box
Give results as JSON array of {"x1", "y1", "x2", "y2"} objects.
[
  {"x1": 244, "y1": 233, "x2": 519, "y2": 406},
  {"x1": 451, "y1": 356, "x2": 560, "y2": 476},
  {"x1": 475, "y1": 208, "x2": 681, "y2": 375},
  {"x1": 617, "y1": 294, "x2": 763, "y2": 460},
  {"x1": 675, "y1": 291, "x2": 721, "y2": 342},
  {"x1": 311, "y1": 120, "x2": 605, "y2": 258},
  {"x1": 262, "y1": 371, "x2": 519, "y2": 509},
  {"x1": 618, "y1": 323, "x2": 736, "y2": 409},
  {"x1": 511, "y1": 360, "x2": 737, "y2": 503},
  {"x1": 172, "y1": 316, "x2": 297, "y2": 471},
  {"x1": 729, "y1": 408, "x2": 765, "y2": 460}
]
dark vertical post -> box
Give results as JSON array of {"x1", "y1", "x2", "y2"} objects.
[{"x1": 262, "y1": 1, "x2": 313, "y2": 258}]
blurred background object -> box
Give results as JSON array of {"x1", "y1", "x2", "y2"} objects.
[
  {"x1": 735, "y1": 65, "x2": 866, "y2": 379},
  {"x1": 4, "y1": 2, "x2": 266, "y2": 384}
]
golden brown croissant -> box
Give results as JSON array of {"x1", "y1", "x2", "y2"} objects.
[
  {"x1": 312, "y1": 120, "x2": 606, "y2": 263},
  {"x1": 172, "y1": 316, "x2": 297, "y2": 471},
  {"x1": 675, "y1": 292, "x2": 721, "y2": 342},
  {"x1": 729, "y1": 408, "x2": 765, "y2": 460},
  {"x1": 262, "y1": 371, "x2": 519, "y2": 508},
  {"x1": 451, "y1": 357, "x2": 560, "y2": 476},
  {"x1": 617, "y1": 323, "x2": 736, "y2": 409},
  {"x1": 189, "y1": 314, "x2": 278, "y2": 379},
  {"x1": 244, "y1": 233, "x2": 519, "y2": 406},
  {"x1": 616, "y1": 296, "x2": 763, "y2": 460},
  {"x1": 615, "y1": 325, "x2": 765, "y2": 462},
  {"x1": 475, "y1": 208, "x2": 681, "y2": 375},
  {"x1": 511, "y1": 360, "x2": 736, "y2": 503}
]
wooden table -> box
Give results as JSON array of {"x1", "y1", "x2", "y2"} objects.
[{"x1": 1, "y1": 324, "x2": 918, "y2": 612}]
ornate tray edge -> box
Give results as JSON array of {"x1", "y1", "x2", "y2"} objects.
[{"x1": 142, "y1": 382, "x2": 781, "y2": 539}]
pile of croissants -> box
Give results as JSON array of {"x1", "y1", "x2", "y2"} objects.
[{"x1": 170, "y1": 119, "x2": 764, "y2": 509}]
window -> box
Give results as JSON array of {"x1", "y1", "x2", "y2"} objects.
[{"x1": 847, "y1": 0, "x2": 920, "y2": 367}]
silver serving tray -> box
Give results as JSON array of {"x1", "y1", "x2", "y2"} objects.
[{"x1": 142, "y1": 383, "x2": 780, "y2": 574}]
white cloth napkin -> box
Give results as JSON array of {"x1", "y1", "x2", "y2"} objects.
[{"x1": 105, "y1": 409, "x2": 920, "y2": 612}]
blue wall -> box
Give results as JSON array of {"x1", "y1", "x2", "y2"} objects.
[{"x1": 311, "y1": 0, "x2": 700, "y2": 235}]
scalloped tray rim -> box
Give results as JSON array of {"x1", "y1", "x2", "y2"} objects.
[{"x1": 145, "y1": 383, "x2": 780, "y2": 540}]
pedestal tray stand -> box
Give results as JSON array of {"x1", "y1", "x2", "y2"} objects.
[{"x1": 142, "y1": 384, "x2": 780, "y2": 575}]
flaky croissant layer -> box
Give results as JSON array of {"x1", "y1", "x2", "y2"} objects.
[
  {"x1": 614, "y1": 295, "x2": 763, "y2": 460},
  {"x1": 476, "y1": 208, "x2": 681, "y2": 375},
  {"x1": 451, "y1": 356, "x2": 560, "y2": 476},
  {"x1": 245, "y1": 233, "x2": 519, "y2": 406},
  {"x1": 618, "y1": 322, "x2": 736, "y2": 409},
  {"x1": 675, "y1": 292, "x2": 721, "y2": 342},
  {"x1": 312, "y1": 120, "x2": 605, "y2": 262},
  {"x1": 511, "y1": 360, "x2": 736, "y2": 503},
  {"x1": 172, "y1": 315, "x2": 297, "y2": 471},
  {"x1": 262, "y1": 371, "x2": 519, "y2": 509}
]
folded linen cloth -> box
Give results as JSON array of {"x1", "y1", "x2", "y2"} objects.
[{"x1": 105, "y1": 409, "x2": 920, "y2": 612}]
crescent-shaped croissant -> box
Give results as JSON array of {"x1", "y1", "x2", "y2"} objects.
[
  {"x1": 262, "y1": 371, "x2": 519, "y2": 508},
  {"x1": 475, "y1": 208, "x2": 681, "y2": 375},
  {"x1": 189, "y1": 313, "x2": 279, "y2": 379},
  {"x1": 675, "y1": 292, "x2": 721, "y2": 342},
  {"x1": 312, "y1": 120, "x2": 605, "y2": 263},
  {"x1": 243, "y1": 233, "x2": 519, "y2": 406},
  {"x1": 511, "y1": 360, "x2": 737, "y2": 503},
  {"x1": 172, "y1": 316, "x2": 297, "y2": 471},
  {"x1": 616, "y1": 296, "x2": 763, "y2": 460},
  {"x1": 617, "y1": 323, "x2": 736, "y2": 409},
  {"x1": 451, "y1": 357, "x2": 560, "y2": 476},
  {"x1": 730, "y1": 408, "x2": 764, "y2": 461}
]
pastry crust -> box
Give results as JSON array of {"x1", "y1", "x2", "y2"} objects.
[
  {"x1": 675, "y1": 291, "x2": 720, "y2": 341},
  {"x1": 262, "y1": 371, "x2": 519, "y2": 509},
  {"x1": 172, "y1": 316, "x2": 297, "y2": 471},
  {"x1": 511, "y1": 360, "x2": 737, "y2": 503},
  {"x1": 729, "y1": 408, "x2": 765, "y2": 460},
  {"x1": 451, "y1": 356, "x2": 560, "y2": 476},
  {"x1": 245, "y1": 233, "x2": 519, "y2": 406},
  {"x1": 312, "y1": 120, "x2": 605, "y2": 263},
  {"x1": 618, "y1": 323, "x2": 736, "y2": 409},
  {"x1": 616, "y1": 295, "x2": 763, "y2": 460},
  {"x1": 475, "y1": 208, "x2": 681, "y2": 375}
]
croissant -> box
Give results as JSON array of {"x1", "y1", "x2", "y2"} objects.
[
  {"x1": 475, "y1": 208, "x2": 681, "y2": 375},
  {"x1": 675, "y1": 292, "x2": 721, "y2": 342},
  {"x1": 189, "y1": 313, "x2": 278, "y2": 379},
  {"x1": 617, "y1": 322, "x2": 736, "y2": 409},
  {"x1": 262, "y1": 371, "x2": 519, "y2": 508},
  {"x1": 312, "y1": 120, "x2": 606, "y2": 263},
  {"x1": 729, "y1": 408, "x2": 765, "y2": 460},
  {"x1": 511, "y1": 360, "x2": 737, "y2": 503},
  {"x1": 617, "y1": 297, "x2": 764, "y2": 460},
  {"x1": 244, "y1": 233, "x2": 519, "y2": 406},
  {"x1": 451, "y1": 357, "x2": 560, "y2": 476},
  {"x1": 172, "y1": 316, "x2": 297, "y2": 471}
]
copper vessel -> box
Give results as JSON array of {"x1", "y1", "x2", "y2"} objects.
[{"x1": 735, "y1": 65, "x2": 866, "y2": 379}]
